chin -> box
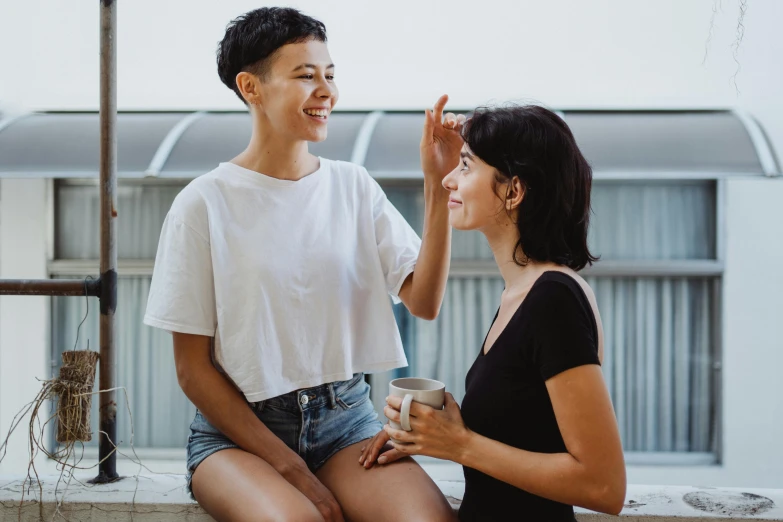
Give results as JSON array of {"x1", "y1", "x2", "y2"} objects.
[
  {"x1": 303, "y1": 129, "x2": 328, "y2": 143},
  {"x1": 449, "y1": 217, "x2": 473, "y2": 231}
]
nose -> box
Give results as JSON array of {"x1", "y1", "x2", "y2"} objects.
[
  {"x1": 442, "y1": 168, "x2": 457, "y2": 191},
  {"x1": 315, "y1": 76, "x2": 336, "y2": 100}
]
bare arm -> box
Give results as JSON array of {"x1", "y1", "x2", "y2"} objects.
[
  {"x1": 173, "y1": 333, "x2": 297, "y2": 470},
  {"x1": 173, "y1": 332, "x2": 344, "y2": 521},
  {"x1": 455, "y1": 365, "x2": 626, "y2": 514},
  {"x1": 397, "y1": 94, "x2": 462, "y2": 320},
  {"x1": 397, "y1": 183, "x2": 451, "y2": 320}
]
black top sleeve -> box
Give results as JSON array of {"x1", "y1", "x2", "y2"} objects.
[{"x1": 528, "y1": 279, "x2": 601, "y2": 381}]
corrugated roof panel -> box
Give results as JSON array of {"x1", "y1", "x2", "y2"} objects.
[{"x1": 0, "y1": 113, "x2": 183, "y2": 175}]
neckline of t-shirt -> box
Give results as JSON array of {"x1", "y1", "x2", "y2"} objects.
[
  {"x1": 219, "y1": 157, "x2": 328, "y2": 188},
  {"x1": 479, "y1": 270, "x2": 589, "y2": 357}
]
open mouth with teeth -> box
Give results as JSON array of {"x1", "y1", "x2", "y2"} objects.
[{"x1": 303, "y1": 108, "x2": 329, "y2": 120}]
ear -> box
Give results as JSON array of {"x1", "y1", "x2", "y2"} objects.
[
  {"x1": 235, "y1": 71, "x2": 263, "y2": 106},
  {"x1": 505, "y1": 177, "x2": 525, "y2": 210}
]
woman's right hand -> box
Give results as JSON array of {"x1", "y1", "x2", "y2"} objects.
[
  {"x1": 358, "y1": 427, "x2": 407, "y2": 468},
  {"x1": 282, "y1": 463, "x2": 345, "y2": 522}
]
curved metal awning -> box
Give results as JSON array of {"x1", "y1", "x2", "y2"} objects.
[{"x1": 0, "y1": 109, "x2": 778, "y2": 179}]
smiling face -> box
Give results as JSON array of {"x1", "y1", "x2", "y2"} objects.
[
  {"x1": 237, "y1": 39, "x2": 338, "y2": 143},
  {"x1": 442, "y1": 145, "x2": 513, "y2": 231}
]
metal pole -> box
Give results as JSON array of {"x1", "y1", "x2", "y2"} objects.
[
  {"x1": 92, "y1": 0, "x2": 119, "y2": 484},
  {"x1": 0, "y1": 279, "x2": 101, "y2": 297}
]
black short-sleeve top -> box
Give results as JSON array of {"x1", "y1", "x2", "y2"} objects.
[{"x1": 459, "y1": 271, "x2": 601, "y2": 522}]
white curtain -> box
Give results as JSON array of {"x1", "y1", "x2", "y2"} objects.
[
  {"x1": 53, "y1": 180, "x2": 717, "y2": 453},
  {"x1": 587, "y1": 277, "x2": 714, "y2": 452},
  {"x1": 56, "y1": 184, "x2": 183, "y2": 259}
]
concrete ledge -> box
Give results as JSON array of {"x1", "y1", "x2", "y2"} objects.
[{"x1": 1, "y1": 474, "x2": 782, "y2": 521}]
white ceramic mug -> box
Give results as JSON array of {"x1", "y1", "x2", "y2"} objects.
[{"x1": 387, "y1": 377, "x2": 445, "y2": 441}]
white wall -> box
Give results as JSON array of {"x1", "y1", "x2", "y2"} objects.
[
  {"x1": 0, "y1": 179, "x2": 50, "y2": 473},
  {"x1": 1, "y1": 0, "x2": 782, "y2": 160}
]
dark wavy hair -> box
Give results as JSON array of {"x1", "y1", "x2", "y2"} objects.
[
  {"x1": 217, "y1": 7, "x2": 327, "y2": 104},
  {"x1": 461, "y1": 105, "x2": 598, "y2": 271}
]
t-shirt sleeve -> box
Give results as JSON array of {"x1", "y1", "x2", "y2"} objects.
[
  {"x1": 529, "y1": 280, "x2": 600, "y2": 381},
  {"x1": 143, "y1": 211, "x2": 217, "y2": 337},
  {"x1": 369, "y1": 177, "x2": 422, "y2": 304}
]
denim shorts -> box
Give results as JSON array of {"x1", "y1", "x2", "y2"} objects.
[{"x1": 185, "y1": 373, "x2": 382, "y2": 496}]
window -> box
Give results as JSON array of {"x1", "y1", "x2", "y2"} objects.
[{"x1": 51, "y1": 177, "x2": 721, "y2": 462}]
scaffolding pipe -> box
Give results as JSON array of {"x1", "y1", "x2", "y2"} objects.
[
  {"x1": 0, "y1": 279, "x2": 101, "y2": 297},
  {"x1": 92, "y1": 0, "x2": 119, "y2": 484}
]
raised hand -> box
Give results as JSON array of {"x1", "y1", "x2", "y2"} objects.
[{"x1": 420, "y1": 94, "x2": 466, "y2": 181}]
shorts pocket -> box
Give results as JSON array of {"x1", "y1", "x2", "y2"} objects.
[{"x1": 336, "y1": 375, "x2": 370, "y2": 410}]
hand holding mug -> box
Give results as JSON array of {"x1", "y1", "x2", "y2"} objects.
[
  {"x1": 360, "y1": 377, "x2": 463, "y2": 468},
  {"x1": 383, "y1": 391, "x2": 471, "y2": 463},
  {"x1": 360, "y1": 377, "x2": 444, "y2": 469},
  {"x1": 386, "y1": 377, "x2": 446, "y2": 440}
]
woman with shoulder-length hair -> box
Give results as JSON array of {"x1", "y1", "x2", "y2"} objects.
[{"x1": 361, "y1": 105, "x2": 627, "y2": 521}]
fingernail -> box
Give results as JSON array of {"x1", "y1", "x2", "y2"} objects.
[
  {"x1": 359, "y1": 456, "x2": 364, "y2": 464},
  {"x1": 378, "y1": 457, "x2": 387, "y2": 464}
]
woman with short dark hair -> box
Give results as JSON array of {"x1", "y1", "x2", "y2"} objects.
[{"x1": 145, "y1": 7, "x2": 461, "y2": 522}]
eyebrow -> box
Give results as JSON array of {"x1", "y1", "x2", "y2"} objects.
[
  {"x1": 291, "y1": 63, "x2": 335, "y2": 72},
  {"x1": 460, "y1": 151, "x2": 474, "y2": 161}
]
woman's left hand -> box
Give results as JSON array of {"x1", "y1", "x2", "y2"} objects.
[
  {"x1": 420, "y1": 95, "x2": 466, "y2": 182},
  {"x1": 383, "y1": 392, "x2": 472, "y2": 462}
]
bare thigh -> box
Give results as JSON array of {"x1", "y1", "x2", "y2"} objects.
[
  {"x1": 316, "y1": 440, "x2": 456, "y2": 522},
  {"x1": 192, "y1": 448, "x2": 323, "y2": 522}
]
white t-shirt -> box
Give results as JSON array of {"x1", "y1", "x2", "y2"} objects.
[{"x1": 143, "y1": 158, "x2": 421, "y2": 402}]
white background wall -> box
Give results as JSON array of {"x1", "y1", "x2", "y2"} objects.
[
  {"x1": 0, "y1": 179, "x2": 50, "y2": 474},
  {"x1": 1, "y1": 0, "x2": 782, "y2": 158},
  {"x1": 1, "y1": 0, "x2": 782, "y2": 486}
]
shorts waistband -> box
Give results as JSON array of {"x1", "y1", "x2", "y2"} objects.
[{"x1": 253, "y1": 373, "x2": 363, "y2": 412}]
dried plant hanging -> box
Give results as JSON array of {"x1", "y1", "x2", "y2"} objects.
[
  {"x1": 54, "y1": 350, "x2": 100, "y2": 444},
  {"x1": 0, "y1": 277, "x2": 149, "y2": 521}
]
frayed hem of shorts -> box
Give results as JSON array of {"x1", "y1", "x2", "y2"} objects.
[
  {"x1": 313, "y1": 427, "x2": 381, "y2": 471},
  {"x1": 185, "y1": 443, "x2": 239, "y2": 500}
]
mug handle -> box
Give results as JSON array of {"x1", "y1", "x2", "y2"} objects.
[{"x1": 400, "y1": 394, "x2": 414, "y2": 431}]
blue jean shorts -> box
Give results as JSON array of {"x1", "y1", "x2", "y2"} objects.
[{"x1": 185, "y1": 373, "x2": 382, "y2": 496}]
